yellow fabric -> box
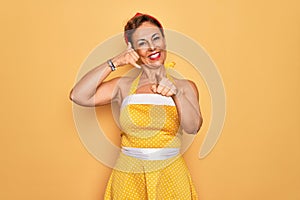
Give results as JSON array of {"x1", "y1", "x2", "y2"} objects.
[
  {"x1": 104, "y1": 154, "x2": 198, "y2": 199},
  {"x1": 164, "y1": 61, "x2": 176, "y2": 68},
  {"x1": 120, "y1": 103, "x2": 181, "y2": 148},
  {"x1": 104, "y1": 71, "x2": 198, "y2": 199}
]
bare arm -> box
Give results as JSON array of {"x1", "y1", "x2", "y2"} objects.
[
  {"x1": 172, "y1": 80, "x2": 203, "y2": 134},
  {"x1": 69, "y1": 61, "x2": 118, "y2": 107},
  {"x1": 69, "y1": 43, "x2": 140, "y2": 107}
]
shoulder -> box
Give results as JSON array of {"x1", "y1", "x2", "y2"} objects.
[
  {"x1": 113, "y1": 74, "x2": 138, "y2": 100},
  {"x1": 116, "y1": 69, "x2": 140, "y2": 86},
  {"x1": 172, "y1": 76, "x2": 198, "y2": 90},
  {"x1": 117, "y1": 75, "x2": 137, "y2": 89},
  {"x1": 172, "y1": 76, "x2": 199, "y2": 98}
]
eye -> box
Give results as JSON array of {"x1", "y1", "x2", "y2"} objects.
[
  {"x1": 137, "y1": 41, "x2": 146, "y2": 47},
  {"x1": 153, "y1": 36, "x2": 160, "y2": 41}
]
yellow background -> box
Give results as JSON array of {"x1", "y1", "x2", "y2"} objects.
[{"x1": 1, "y1": 0, "x2": 299, "y2": 199}]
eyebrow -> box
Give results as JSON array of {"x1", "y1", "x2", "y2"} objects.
[
  {"x1": 137, "y1": 38, "x2": 146, "y2": 42},
  {"x1": 151, "y1": 33, "x2": 159, "y2": 38}
]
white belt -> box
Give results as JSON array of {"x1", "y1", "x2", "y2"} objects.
[{"x1": 121, "y1": 147, "x2": 180, "y2": 160}]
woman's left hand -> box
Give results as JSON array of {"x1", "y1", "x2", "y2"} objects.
[{"x1": 151, "y1": 75, "x2": 178, "y2": 97}]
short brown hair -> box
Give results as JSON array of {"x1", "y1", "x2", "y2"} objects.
[{"x1": 124, "y1": 13, "x2": 164, "y2": 45}]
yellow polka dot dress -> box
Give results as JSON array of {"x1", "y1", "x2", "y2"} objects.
[{"x1": 104, "y1": 72, "x2": 198, "y2": 199}]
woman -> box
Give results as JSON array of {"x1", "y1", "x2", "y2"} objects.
[{"x1": 70, "y1": 13, "x2": 203, "y2": 199}]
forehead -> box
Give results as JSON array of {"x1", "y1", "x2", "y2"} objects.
[{"x1": 132, "y1": 21, "x2": 162, "y2": 40}]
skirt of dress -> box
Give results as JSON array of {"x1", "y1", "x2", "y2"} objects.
[{"x1": 104, "y1": 152, "x2": 198, "y2": 200}]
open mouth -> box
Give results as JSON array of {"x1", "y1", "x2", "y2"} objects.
[{"x1": 148, "y1": 52, "x2": 161, "y2": 60}]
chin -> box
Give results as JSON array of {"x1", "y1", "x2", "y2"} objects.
[
  {"x1": 143, "y1": 60, "x2": 165, "y2": 68},
  {"x1": 142, "y1": 55, "x2": 166, "y2": 68}
]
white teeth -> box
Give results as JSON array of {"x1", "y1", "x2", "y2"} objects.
[{"x1": 150, "y1": 52, "x2": 159, "y2": 59}]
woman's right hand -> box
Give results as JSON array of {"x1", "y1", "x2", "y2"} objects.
[
  {"x1": 112, "y1": 42, "x2": 141, "y2": 69},
  {"x1": 69, "y1": 43, "x2": 141, "y2": 107}
]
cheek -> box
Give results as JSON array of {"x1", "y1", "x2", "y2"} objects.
[
  {"x1": 136, "y1": 49, "x2": 148, "y2": 58},
  {"x1": 157, "y1": 38, "x2": 166, "y2": 49},
  {"x1": 160, "y1": 50, "x2": 167, "y2": 58}
]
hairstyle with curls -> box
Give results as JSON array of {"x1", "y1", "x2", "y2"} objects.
[{"x1": 124, "y1": 13, "x2": 165, "y2": 46}]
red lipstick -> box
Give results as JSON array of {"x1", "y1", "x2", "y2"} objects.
[{"x1": 148, "y1": 52, "x2": 161, "y2": 61}]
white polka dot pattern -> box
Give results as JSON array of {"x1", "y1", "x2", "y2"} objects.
[{"x1": 104, "y1": 155, "x2": 198, "y2": 199}]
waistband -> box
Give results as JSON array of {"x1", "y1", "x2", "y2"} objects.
[{"x1": 121, "y1": 147, "x2": 180, "y2": 160}]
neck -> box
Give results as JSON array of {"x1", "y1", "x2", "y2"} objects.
[{"x1": 140, "y1": 65, "x2": 166, "y2": 84}]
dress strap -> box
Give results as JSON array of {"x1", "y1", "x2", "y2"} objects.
[
  {"x1": 166, "y1": 73, "x2": 175, "y2": 84},
  {"x1": 128, "y1": 72, "x2": 143, "y2": 95}
]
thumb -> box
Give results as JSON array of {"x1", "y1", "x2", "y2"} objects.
[
  {"x1": 151, "y1": 84, "x2": 157, "y2": 93},
  {"x1": 127, "y1": 42, "x2": 132, "y2": 50}
]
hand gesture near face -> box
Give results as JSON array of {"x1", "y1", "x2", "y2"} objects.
[{"x1": 112, "y1": 42, "x2": 141, "y2": 69}]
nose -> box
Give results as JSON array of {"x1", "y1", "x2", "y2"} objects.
[{"x1": 148, "y1": 41, "x2": 155, "y2": 51}]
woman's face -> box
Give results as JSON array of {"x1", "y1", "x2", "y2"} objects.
[{"x1": 131, "y1": 21, "x2": 166, "y2": 68}]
